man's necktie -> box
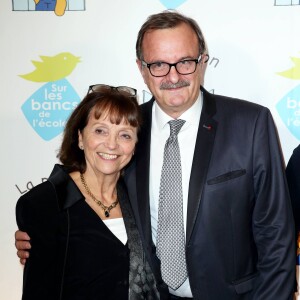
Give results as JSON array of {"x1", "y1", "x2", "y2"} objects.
[{"x1": 156, "y1": 119, "x2": 188, "y2": 290}]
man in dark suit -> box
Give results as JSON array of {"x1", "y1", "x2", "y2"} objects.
[
  {"x1": 286, "y1": 145, "x2": 300, "y2": 294},
  {"x1": 125, "y1": 10, "x2": 295, "y2": 299},
  {"x1": 15, "y1": 10, "x2": 295, "y2": 299},
  {"x1": 286, "y1": 145, "x2": 300, "y2": 238}
]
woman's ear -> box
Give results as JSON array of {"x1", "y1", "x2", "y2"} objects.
[{"x1": 78, "y1": 129, "x2": 83, "y2": 150}]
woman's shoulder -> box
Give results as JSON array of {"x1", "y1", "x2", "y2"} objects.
[
  {"x1": 16, "y1": 164, "x2": 65, "y2": 210},
  {"x1": 17, "y1": 164, "x2": 75, "y2": 207},
  {"x1": 15, "y1": 180, "x2": 60, "y2": 232}
]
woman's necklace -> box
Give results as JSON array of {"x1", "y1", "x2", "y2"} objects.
[{"x1": 80, "y1": 173, "x2": 119, "y2": 218}]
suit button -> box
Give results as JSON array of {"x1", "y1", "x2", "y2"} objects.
[
  {"x1": 119, "y1": 248, "x2": 129, "y2": 257},
  {"x1": 117, "y1": 280, "x2": 128, "y2": 286}
]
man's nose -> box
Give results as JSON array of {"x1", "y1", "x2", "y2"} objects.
[{"x1": 167, "y1": 65, "x2": 180, "y2": 83}]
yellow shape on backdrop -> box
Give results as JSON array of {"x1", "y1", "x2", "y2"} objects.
[
  {"x1": 277, "y1": 55, "x2": 300, "y2": 80},
  {"x1": 55, "y1": 0, "x2": 67, "y2": 16},
  {"x1": 19, "y1": 52, "x2": 81, "y2": 83}
]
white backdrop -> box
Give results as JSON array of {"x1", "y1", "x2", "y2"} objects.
[{"x1": 1, "y1": 0, "x2": 299, "y2": 299}]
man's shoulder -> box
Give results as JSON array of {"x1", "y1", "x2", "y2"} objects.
[
  {"x1": 200, "y1": 86, "x2": 267, "y2": 118},
  {"x1": 214, "y1": 92, "x2": 263, "y2": 109},
  {"x1": 209, "y1": 92, "x2": 268, "y2": 117}
]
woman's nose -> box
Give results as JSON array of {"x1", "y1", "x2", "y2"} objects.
[{"x1": 104, "y1": 135, "x2": 118, "y2": 149}]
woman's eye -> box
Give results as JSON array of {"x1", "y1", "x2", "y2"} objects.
[
  {"x1": 121, "y1": 133, "x2": 132, "y2": 140},
  {"x1": 95, "y1": 128, "x2": 105, "y2": 134}
]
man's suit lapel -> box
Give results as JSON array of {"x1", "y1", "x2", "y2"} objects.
[
  {"x1": 131, "y1": 90, "x2": 217, "y2": 247},
  {"x1": 134, "y1": 99, "x2": 154, "y2": 247},
  {"x1": 186, "y1": 87, "x2": 217, "y2": 244}
]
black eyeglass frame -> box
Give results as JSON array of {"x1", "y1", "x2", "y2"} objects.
[
  {"x1": 88, "y1": 84, "x2": 137, "y2": 96},
  {"x1": 141, "y1": 54, "x2": 209, "y2": 77}
]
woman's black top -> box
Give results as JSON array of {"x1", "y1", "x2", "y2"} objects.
[{"x1": 16, "y1": 164, "x2": 130, "y2": 300}]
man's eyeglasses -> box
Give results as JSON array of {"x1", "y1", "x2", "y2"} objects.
[
  {"x1": 88, "y1": 84, "x2": 137, "y2": 96},
  {"x1": 141, "y1": 54, "x2": 209, "y2": 77}
]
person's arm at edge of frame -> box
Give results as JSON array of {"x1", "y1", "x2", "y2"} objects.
[
  {"x1": 286, "y1": 145, "x2": 300, "y2": 240},
  {"x1": 286, "y1": 145, "x2": 300, "y2": 293},
  {"x1": 15, "y1": 230, "x2": 31, "y2": 265}
]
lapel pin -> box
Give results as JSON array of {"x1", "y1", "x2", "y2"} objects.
[{"x1": 203, "y1": 124, "x2": 212, "y2": 130}]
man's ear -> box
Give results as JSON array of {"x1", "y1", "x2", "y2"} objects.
[
  {"x1": 136, "y1": 59, "x2": 143, "y2": 73},
  {"x1": 201, "y1": 54, "x2": 209, "y2": 71},
  {"x1": 198, "y1": 54, "x2": 209, "y2": 86},
  {"x1": 200, "y1": 53, "x2": 209, "y2": 67},
  {"x1": 136, "y1": 59, "x2": 147, "y2": 84}
]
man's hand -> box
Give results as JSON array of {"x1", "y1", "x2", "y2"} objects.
[{"x1": 15, "y1": 230, "x2": 31, "y2": 265}]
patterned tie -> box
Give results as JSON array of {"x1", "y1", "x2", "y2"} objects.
[{"x1": 156, "y1": 119, "x2": 188, "y2": 290}]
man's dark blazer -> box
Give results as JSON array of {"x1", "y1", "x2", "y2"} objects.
[
  {"x1": 286, "y1": 144, "x2": 300, "y2": 233},
  {"x1": 124, "y1": 86, "x2": 296, "y2": 300}
]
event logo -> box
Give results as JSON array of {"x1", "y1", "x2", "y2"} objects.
[
  {"x1": 12, "y1": 0, "x2": 85, "y2": 16},
  {"x1": 20, "y1": 52, "x2": 81, "y2": 141},
  {"x1": 276, "y1": 54, "x2": 300, "y2": 140},
  {"x1": 159, "y1": 0, "x2": 188, "y2": 9}
]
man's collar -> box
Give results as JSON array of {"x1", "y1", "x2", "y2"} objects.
[{"x1": 153, "y1": 92, "x2": 202, "y2": 130}]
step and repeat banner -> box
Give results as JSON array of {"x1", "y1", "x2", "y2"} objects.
[{"x1": 0, "y1": 0, "x2": 299, "y2": 298}]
